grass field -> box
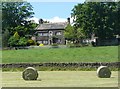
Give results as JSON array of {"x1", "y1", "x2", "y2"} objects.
[
  {"x1": 2, "y1": 71, "x2": 118, "y2": 87},
  {"x1": 2, "y1": 46, "x2": 118, "y2": 63}
]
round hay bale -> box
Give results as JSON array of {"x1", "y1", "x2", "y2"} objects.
[
  {"x1": 97, "y1": 66, "x2": 111, "y2": 78},
  {"x1": 22, "y1": 67, "x2": 38, "y2": 80}
]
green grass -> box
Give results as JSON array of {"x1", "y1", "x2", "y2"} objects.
[
  {"x1": 2, "y1": 46, "x2": 118, "y2": 63},
  {"x1": 2, "y1": 71, "x2": 118, "y2": 87}
]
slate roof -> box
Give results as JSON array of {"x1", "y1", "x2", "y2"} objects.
[{"x1": 35, "y1": 22, "x2": 67, "y2": 30}]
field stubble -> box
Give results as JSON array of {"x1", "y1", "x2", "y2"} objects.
[{"x1": 2, "y1": 71, "x2": 118, "y2": 87}]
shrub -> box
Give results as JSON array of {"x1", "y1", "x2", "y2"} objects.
[
  {"x1": 8, "y1": 36, "x2": 19, "y2": 47},
  {"x1": 51, "y1": 43, "x2": 59, "y2": 48},
  {"x1": 67, "y1": 43, "x2": 81, "y2": 48},
  {"x1": 39, "y1": 44, "x2": 44, "y2": 46},
  {"x1": 18, "y1": 37, "x2": 27, "y2": 46},
  {"x1": 13, "y1": 32, "x2": 20, "y2": 39},
  {"x1": 27, "y1": 39, "x2": 36, "y2": 46},
  {"x1": 52, "y1": 43, "x2": 58, "y2": 46}
]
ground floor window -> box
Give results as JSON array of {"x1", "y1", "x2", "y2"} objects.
[
  {"x1": 37, "y1": 41, "x2": 42, "y2": 44},
  {"x1": 43, "y1": 41, "x2": 48, "y2": 44},
  {"x1": 37, "y1": 40, "x2": 48, "y2": 45}
]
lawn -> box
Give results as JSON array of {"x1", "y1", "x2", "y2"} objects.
[
  {"x1": 2, "y1": 46, "x2": 118, "y2": 63},
  {"x1": 2, "y1": 71, "x2": 118, "y2": 87}
]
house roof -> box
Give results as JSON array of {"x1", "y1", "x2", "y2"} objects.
[{"x1": 35, "y1": 22, "x2": 67, "y2": 30}]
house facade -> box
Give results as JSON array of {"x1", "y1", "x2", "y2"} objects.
[{"x1": 34, "y1": 20, "x2": 68, "y2": 45}]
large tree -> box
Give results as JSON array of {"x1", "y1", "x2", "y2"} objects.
[
  {"x1": 2, "y1": 2, "x2": 35, "y2": 35},
  {"x1": 72, "y1": 2, "x2": 119, "y2": 41},
  {"x1": 2, "y1": 1, "x2": 37, "y2": 47}
]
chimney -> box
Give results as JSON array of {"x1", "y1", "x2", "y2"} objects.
[
  {"x1": 39, "y1": 19, "x2": 43, "y2": 24},
  {"x1": 67, "y1": 17, "x2": 70, "y2": 24}
]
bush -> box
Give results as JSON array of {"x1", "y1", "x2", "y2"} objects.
[
  {"x1": 8, "y1": 36, "x2": 19, "y2": 47},
  {"x1": 51, "y1": 43, "x2": 59, "y2": 48},
  {"x1": 27, "y1": 39, "x2": 36, "y2": 46},
  {"x1": 39, "y1": 44, "x2": 44, "y2": 46},
  {"x1": 52, "y1": 43, "x2": 58, "y2": 46},
  {"x1": 67, "y1": 43, "x2": 81, "y2": 48},
  {"x1": 18, "y1": 37, "x2": 27, "y2": 46}
]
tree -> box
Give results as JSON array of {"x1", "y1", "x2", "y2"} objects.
[
  {"x1": 2, "y1": 2, "x2": 34, "y2": 35},
  {"x1": 13, "y1": 31, "x2": 20, "y2": 39},
  {"x1": 2, "y1": 2, "x2": 37, "y2": 47},
  {"x1": 8, "y1": 32, "x2": 20, "y2": 47},
  {"x1": 72, "y1": 2, "x2": 119, "y2": 41},
  {"x1": 64, "y1": 24, "x2": 75, "y2": 41},
  {"x1": 8, "y1": 32, "x2": 28, "y2": 47},
  {"x1": 2, "y1": 30, "x2": 10, "y2": 47},
  {"x1": 18, "y1": 37, "x2": 27, "y2": 46},
  {"x1": 8, "y1": 36, "x2": 19, "y2": 47},
  {"x1": 76, "y1": 28, "x2": 85, "y2": 43}
]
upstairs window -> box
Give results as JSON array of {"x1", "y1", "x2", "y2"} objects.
[
  {"x1": 49, "y1": 31, "x2": 53, "y2": 36},
  {"x1": 55, "y1": 31, "x2": 61, "y2": 35},
  {"x1": 38, "y1": 33, "x2": 48, "y2": 36}
]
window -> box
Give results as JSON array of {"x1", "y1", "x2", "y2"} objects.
[
  {"x1": 49, "y1": 31, "x2": 53, "y2": 36},
  {"x1": 43, "y1": 41, "x2": 48, "y2": 44},
  {"x1": 38, "y1": 33, "x2": 42, "y2": 36},
  {"x1": 38, "y1": 41, "x2": 48, "y2": 44},
  {"x1": 42, "y1": 33, "x2": 48, "y2": 36},
  {"x1": 38, "y1": 33, "x2": 48, "y2": 36},
  {"x1": 55, "y1": 31, "x2": 61, "y2": 35},
  {"x1": 37, "y1": 41, "x2": 43, "y2": 44}
]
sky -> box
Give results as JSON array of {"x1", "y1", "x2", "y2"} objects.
[{"x1": 29, "y1": 1, "x2": 85, "y2": 23}]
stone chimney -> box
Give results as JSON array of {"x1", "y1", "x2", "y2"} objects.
[
  {"x1": 67, "y1": 17, "x2": 70, "y2": 24},
  {"x1": 39, "y1": 19, "x2": 43, "y2": 24}
]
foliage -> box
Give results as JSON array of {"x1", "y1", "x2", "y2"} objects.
[
  {"x1": 13, "y1": 32, "x2": 20, "y2": 39},
  {"x1": 27, "y1": 39, "x2": 35, "y2": 46},
  {"x1": 2, "y1": 2, "x2": 34, "y2": 33},
  {"x1": 51, "y1": 43, "x2": 58, "y2": 46},
  {"x1": 2, "y1": 2, "x2": 38, "y2": 47},
  {"x1": 8, "y1": 36, "x2": 19, "y2": 47},
  {"x1": 64, "y1": 24, "x2": 75, "y2": 40},
  {"x1": 72, "y1": 2, "x2": 120, "y2": 40},
  {"x1": 8, "y1": 32, "x2": 27, "y2": 47},
  {"x1": 39, "y1": 44, "x2": 44, "y2": 46},
  {"x1": 18, "y1": 37, "x2": 27, "y2": 46},
  {"x1": 67, "y1": 43, "x2": 82, "y2": 48},
  {"x1": 64, "y1": 24, "x2": 85, "y2": 44},
  {"x1": 2, "y1": 30, "x2": 10, "y2": 47}
]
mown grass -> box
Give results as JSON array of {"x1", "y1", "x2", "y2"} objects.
[
  {"x1": 2, "y1": 71, "x2": 118, "y2": 87},
  {"x1": 2, "y1": 46, "x2": 118, "y2": 63}
]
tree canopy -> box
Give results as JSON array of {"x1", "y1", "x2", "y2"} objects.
[
  {"x1": 2, "y1": 2, "x2": 36, "y2": 35},
  {"x1": 71, "y1": 2, "x2": 120, "y2": 40},
  {"x1": 2, "y1": 1, "x2": 38, "y2": 47}
]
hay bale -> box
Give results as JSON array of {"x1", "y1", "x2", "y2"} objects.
[
  {"x1": 22, "y1": 67, "x2": 38, "y2": 80},
  {"x1": 97, "y1": 66, "x2": 111, "y2": 78}
]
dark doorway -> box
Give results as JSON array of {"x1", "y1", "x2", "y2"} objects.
[{"x1": 53, "y1": 37, "x2": 58, "y2": 44}]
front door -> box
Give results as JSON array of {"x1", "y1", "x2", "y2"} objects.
[{"x1": 53, "y1": 37, "x2": 58, "y2": 44}]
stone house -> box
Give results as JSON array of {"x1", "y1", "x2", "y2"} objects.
[{"x1": 33, "y1": 19, "x2": 70, "y2": 45}]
